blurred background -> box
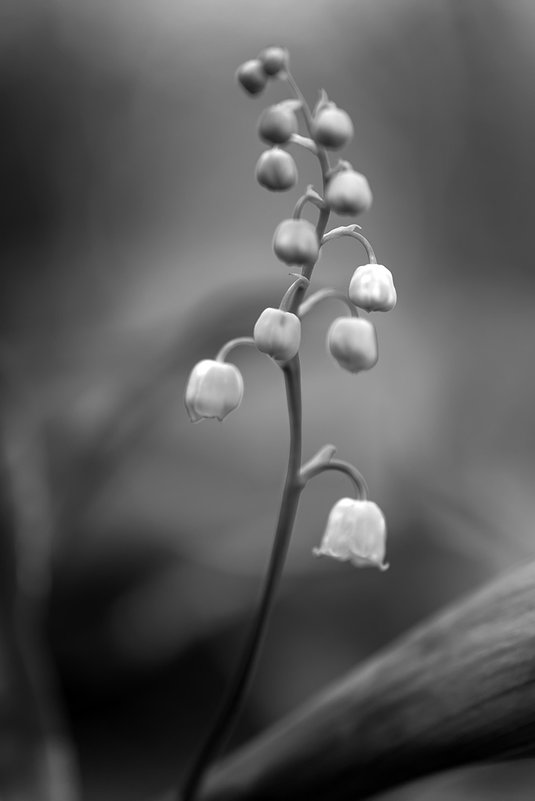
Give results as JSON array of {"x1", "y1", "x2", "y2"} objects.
[{"x1": 2, "y1": 0, "x2": 535, "y2": 798}]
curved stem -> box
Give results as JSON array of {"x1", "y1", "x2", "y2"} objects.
[
  {"x1": 285, "y1": 72, "x2": 331, "y2": 184},
  {"x1": 180, "y1": 357, "x2": 304, "y2": 801},
  {"x1": 288, "y1": 133, "x2": 319, "y2": 155},
  {"x1": 292, "y1": 186, "x2": 326, "y2": 221},
  {"x1": 298, "y1": 288, "x2": 358, "y2": 319},
  {"x1": 321, "y1": 226, "x2": 377, "y2": 264},
  {"x1": 300, "y1": 444, "x2": 337, "y2": 474},
  {"x1": 216, "y1": 337, "x2": 256, "y2": 363},
  {"x1": 280, "y1": 276, "x2": 310, "y2": 312},
  {"x1": 299, "y1": 458, "x2": 369, "y2": 500},
  {"x1": 284, "y1": 70, "x2": 332, "y2": 312}
]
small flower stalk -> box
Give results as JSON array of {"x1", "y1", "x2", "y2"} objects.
[{"x1": 181, "y1": 47, "x2": 396, "y2": 801}]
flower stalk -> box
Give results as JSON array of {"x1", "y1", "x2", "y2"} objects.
[
  {"x1": 181, "y1": 45, "x2": 395, "y2": 801},
  {"x1": 180, "y1": 358, "x2": 303, "y2": 801}
]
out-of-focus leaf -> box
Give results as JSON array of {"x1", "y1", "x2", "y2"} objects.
[{"x1": 201, "y1": 557, "x2": 535, "y2": 800}]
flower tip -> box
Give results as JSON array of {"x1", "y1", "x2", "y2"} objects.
[{"x1": 185, "y1": 406, "x2": 202, "y2": 423}]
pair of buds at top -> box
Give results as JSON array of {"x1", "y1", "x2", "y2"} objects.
[{"x1": 238, "y1": 49, "x2": 354, "y2": 149}]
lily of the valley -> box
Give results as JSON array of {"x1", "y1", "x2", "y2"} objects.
[
  {"x1": 313, "y1": 498, "x2": 388, "y2": 570},
  {"x1": 184, "y1": 359, "x2": 244, "y2": 422},
  {"x1": 349, "y1": 263, "x2": 397, "y2": 312}
]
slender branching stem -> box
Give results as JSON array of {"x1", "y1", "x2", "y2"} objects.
[
  {"x1": 180, "y1": 358, "x2": 304, "y2": 801},
  {"x1": 285, "y1": 72, "x2": 330, "y2": 179},
  {"x1": 292, "y1": 186, "x2": 326, "y2": 221},
  {"x1": 298, "y1": 288, "x2": 358, "y2": 319},
  {"x1": 299, "y1": 458, "x2": 369, "y2": 500},
  {"x1": 280, "y1": 276, "x2": 310, "y2": 312},
  {"x1": 300, "y1": 444, "x2": 337, "y2": 472},
  {"x1": 288, "y1": 133, "x2": 319, "y2": 155},
  {"x1": 216, "y1": 337, "x2": 256, "y2": 363},
  {"x1": 322, "y1": 226, "x2": 377, "y2": 263},
  {"x1": 181, "y1": 65, "x2": 339, "y2": 801},
  {"x1": 285, "y1": 69, "x2": 332, "y2": 311}
]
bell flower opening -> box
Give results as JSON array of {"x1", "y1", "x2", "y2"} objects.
[
  {"x1": 313, "y1": 498, "x2": 388, "y2": 570},
  {"x1": 349, "y1": 263, "x2": 397, "y2": 312},
  {"x1": 253, "y1": 308, "x2": 301, "y2": 362},
  {"x1": 184, "y1": 359, "x2": 244, "y2": 423}
]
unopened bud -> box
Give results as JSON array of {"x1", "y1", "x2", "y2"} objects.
[
  {"x1": 325, "y1": 170, "x2": 372, "y2": 216},
  {"x1": 256, "y1": 148, "x2": 298, "y2": 191},
  {"x1": 184, "y1": 360, "x2": 244, "y2": 422},
  {"x1": 349, "y1": 264, "x2": 397, "y2": 312},
  {"x1": 312, "y1": 104, "x2": 354, "y2": 149},
  {"x1": 253, "y1": 308, "x2": 301, "y2": 362},
  {"x1": 236, "y1": 59, "x2": 268, "y2": 95},
  {"x1": 313, "y1": 498, "x2": 387, "y2": 570},
  {"x1": 273, "y1": 218, "x2": 319, "y2": 265},
  {"x1": 258, "y1": 105, "x2": 298, "y2": 144},
  {"x1": 258, "y1": 46, "x2": 288, "y2": 76},
  {"x1": 327, "y1": 317, "x2": 378, "y2": 373}
]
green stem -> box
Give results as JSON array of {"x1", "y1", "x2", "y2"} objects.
[
  {"x1": 297, "y1": 288, "x2": 358, "y2": 319},
  {"x1": 321, "y1": 226, "x2": 377, "y2": 263},
  {"x1": 215, "y1": 337, "x2": 256, "y2": 363},
  {"x1": 280, "y1": 276, "x2": 310, "y2": 312},
  {"x1": 285, "y1": 70, "x2": 332, "y2": 313},
  {"x1": 181, "y1": 66, "x2": 333, "y2": 801},
  {"x1": 299, "y1": 458, "x2": 369, "y2": 500},
  {"x1": 180, "y1": 357, "x2": 303, "y2": 801}
]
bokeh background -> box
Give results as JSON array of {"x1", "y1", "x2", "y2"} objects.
[{"x1": 3, "y1": 0, "x2": 535, "y2": 798}]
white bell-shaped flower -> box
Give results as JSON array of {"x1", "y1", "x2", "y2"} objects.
[
  {"x1": 327, "y1": 317, "x2": 378, "y2": 373},
  {"x1": 184, "y1": 359, "x2": 244, "y2": 423},
  {"x1": 313, "y1": 498, "x2": 388, "y2": 570},
  {"x1": 253, "y1": 308, "x2": 301, "y2": 361},
  {"x1": 349, "y1": 263, "x2": 397, "y2": 312}
]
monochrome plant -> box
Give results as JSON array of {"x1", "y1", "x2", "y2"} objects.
[{"x1": 181, "y1": 45, "x2": 396, "y2": 801}]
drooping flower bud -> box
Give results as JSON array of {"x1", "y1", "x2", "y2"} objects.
[
  {"x1": 258, "y1": 105, "x2": 298, "y2": 144},
  {"x1": 236, "y1": 59, "x2": 268, "y2": 95},
  {"x1": 256, "y1": 148, "x2": 298, "y2": 191},
  {"x1": 273, "y1": 218, "x2": 319, "y2": 265},
  {"x1": 184, "y1": 359, "x2": 244, "y2": 422},
  {"x1": 312, "y1": 104, "x2": 354, "y2": 149},
  {"x1": 313, "y1": 498, "x2": 387, "y2": 570},
  {"x1": 349, "y1": 264, "x2": 397, "y2": 312},
  {"x1": 325, "y1": 170, "x2": 373, "y2": 216},
  {"x1": 253, "y1": 308, "x2": 301, "y2": 362},
  {"x1": 258, "y1": 46, "x2": 288, "y2": 76},
  {"x1": 327, "y1": 317, "x2": 378, "y2": 373}
]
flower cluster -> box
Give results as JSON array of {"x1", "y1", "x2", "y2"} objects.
[{"x1": 184, "y1": 46, "x2": 396, "y2": 569}]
